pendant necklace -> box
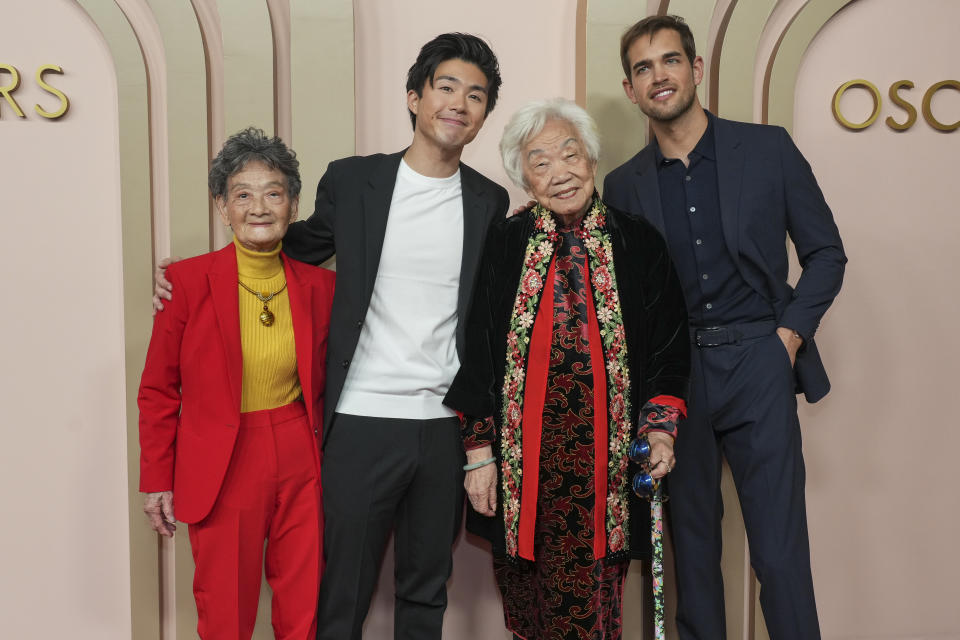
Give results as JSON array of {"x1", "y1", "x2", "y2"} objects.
[{"x1": 238, "y1": 280, "x2": 287, "y2": 326}]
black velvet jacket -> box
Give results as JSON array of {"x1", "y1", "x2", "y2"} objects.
[{"x1": 444, "y1": 201, "x2": 691, "y2": 560}]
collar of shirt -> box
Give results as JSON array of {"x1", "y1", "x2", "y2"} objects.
[{"x1": 653, "y1": 110, "x2": 717, "y2": 168}]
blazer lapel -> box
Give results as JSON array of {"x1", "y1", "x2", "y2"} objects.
[
  {"x1": 283, "y1": 259, "x2": 315, "y2": 427},
  {"x1": 714, "y1": 118, "x2": 743, "y2": 265},
  {"x1": 207, "y1": 245, "x2": 243, "y2": 413},
  {"x1": 362, "y1": 152, "x2": 405, "y2": 303},
  {"x1": 632, "y1": 148, "x2": 666, "y2": 235},
  {"x1": 458, "y1": 168, "x2": 488, "y2": 320}
]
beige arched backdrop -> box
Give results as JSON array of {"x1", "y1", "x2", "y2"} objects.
[
  {"x1": 794, "y1": 0, "x2": 960, "y2": 636},
  {"x1": 0, "y1": 0, "x2": 131, "y2": 637},
  {"x1": 3, "y1": 1, "x2": 960, "y2": 638}
]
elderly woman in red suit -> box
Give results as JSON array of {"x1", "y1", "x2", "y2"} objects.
[{"x1": 138, "y1": 127, "x2": 335, "y2": 639}]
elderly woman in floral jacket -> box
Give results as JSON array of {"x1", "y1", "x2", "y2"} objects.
[{"x1": 444, "y1": 99, "x2": 690, "y2": 640}]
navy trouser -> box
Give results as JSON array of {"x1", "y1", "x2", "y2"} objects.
[
  {"x1": 316, "y1": 413, "x2": 464, "y2": 640},
  {"x1": 669, "y1": 328, "x2": 820, "y2": 640}
]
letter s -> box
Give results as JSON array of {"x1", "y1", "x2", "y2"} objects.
[
  {"x1": 35, "y1": 64, "x2": 69, "y2": 119},
  {"x1": 885, "y1": 80, "x2": 917, "y2": 131}
]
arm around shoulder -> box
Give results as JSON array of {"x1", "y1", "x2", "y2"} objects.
[{"x1": 282, "y1": 160, "x2": 341, "y2": 265}]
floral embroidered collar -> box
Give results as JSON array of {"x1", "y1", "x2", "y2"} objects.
[{"x1": 499, "y1": 197, "x2": 634, "y2": 559}]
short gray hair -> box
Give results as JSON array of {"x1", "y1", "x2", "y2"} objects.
[
  {"x1": 208, "y1": 127, "x2": 301, "y2": 199},
  {"x1": 499, "y1": 98, "x2": 600, "y2": 190}
]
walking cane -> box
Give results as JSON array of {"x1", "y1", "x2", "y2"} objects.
[{"x1": 629, "y1": 437, "x2": 666, "y2": 640}]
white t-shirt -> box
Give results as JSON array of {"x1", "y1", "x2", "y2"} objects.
[{"x1": 336, "y1": 159, "x2": 464, "y2": 419}]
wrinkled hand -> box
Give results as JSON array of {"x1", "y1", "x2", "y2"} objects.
[
  {"x1": 508, "y1": 200, "x2": 537, "y2": 218},
  {"x1": 143, "y1": 491, "x2": 176, "y2": 537},
  {"x1": 775, "y1": 326, "x2": 803, "y2": 367},
  {"x1": 646, "y1": 431, "x2": 676, "y2": 480},
  {"x1": 151, "y1": 256, "x2": 181, "y2": 315},
  {"x1": 464, "y1": 445, "x2": 497, "y2": 516}
]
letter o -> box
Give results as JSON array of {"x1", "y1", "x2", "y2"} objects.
[
  {"x1": 832, "y1": 79, "x2": 881, "y2": 130},
  {"x1": 922, "y1": 80, "x2": 960, "y2": 132}
]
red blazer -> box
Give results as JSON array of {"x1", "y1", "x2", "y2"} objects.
[{"x1": 138, "y1": 243, "x2": 335, "y2": 524}]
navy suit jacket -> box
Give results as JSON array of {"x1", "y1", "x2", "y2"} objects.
[
  {"x1": 282, "y1": 151, "x2": 510, "y2": 438},
  {"x1": 603, "y1": 116, "x2": 846, "y2": 403}
]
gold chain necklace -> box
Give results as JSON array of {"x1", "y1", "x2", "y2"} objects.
[{"x1": 237, "y1": 280, "x2": 287, "y2": 327}]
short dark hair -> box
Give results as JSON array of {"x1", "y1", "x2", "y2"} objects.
[
  {"x1": 405, "y1": 33, "x2": 502, "y2": 130},
  {"x1": 208, "y1": 127, "x2": 301, "y2": 199},
  {"x1": 620, "y1": 15, "x2": 697, "y2": 79}
]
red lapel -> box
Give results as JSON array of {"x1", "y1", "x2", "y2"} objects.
[
  {"x1": 207, "y1": 245, "x2": 243, "y2": 413},
  {"x1": 283, "y1": 257, "x2": 315, "y2": 428}
]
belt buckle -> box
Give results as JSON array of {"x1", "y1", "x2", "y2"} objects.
[
  {"x1": 695, "y1": 326, "x2": 723, "y2": 348},
  {"x1": 695, "y1": 326, "x2": 743, "y2": 347}
]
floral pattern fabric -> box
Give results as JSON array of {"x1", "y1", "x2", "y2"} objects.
[
  {"x1": 495, "y1": 226, "x2": 627, "y2": 640},
  {"x1": 499, "y1": 199, "x2": 634, "y2": 559},
  {"x1": 462, "y1": 415, "x2": 495, "y2": 450}
]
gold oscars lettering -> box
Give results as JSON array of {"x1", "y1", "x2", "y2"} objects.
[
  {"x1": 0, "y1": 64, "x2": 70, "y2": 120},
  {"x1": 833, "y1": 79, "x2": 960, "y2": 132}
]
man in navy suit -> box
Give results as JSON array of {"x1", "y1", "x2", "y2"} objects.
[{"x1": 603, "y1": 15, "x2": 845, "y2": 640}]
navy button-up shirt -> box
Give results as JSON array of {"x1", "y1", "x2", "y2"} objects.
[{"x1": 656, "y1": 114, "x2": 773, "y2": 327}]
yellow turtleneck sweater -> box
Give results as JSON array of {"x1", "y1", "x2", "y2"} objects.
[{"x1": 235, "y1": 237, "x2": 301, "y2": 412}]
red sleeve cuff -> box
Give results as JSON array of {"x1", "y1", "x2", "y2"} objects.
[
  {"x1": 637, "y1": 396, "x2": 686, "y2": 438},
  {"x1": 648, "y1": 394, "x2": 687, "y2": 419},
  {"x1": 460, "y1": 415, "x2": 495, "y2": 451}
]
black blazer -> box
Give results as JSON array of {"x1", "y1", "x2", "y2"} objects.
[
  {"x1": 283, "y1": 150, "x2": 510, "y2": 440},
  {"x1": 603, "y1": 116, "x2": 846, "y2": 403},
  {"x1": 444, "y1": 204, "x2": 690, "y2": 559}
]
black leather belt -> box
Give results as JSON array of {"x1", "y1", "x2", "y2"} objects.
[{"x1": 690, "y1": 320, "x2": 776, "y2": 347}]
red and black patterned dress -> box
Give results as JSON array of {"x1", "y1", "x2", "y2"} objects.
[{"x1": 493, "y1": 225, "x2": 628, "y2": 640}]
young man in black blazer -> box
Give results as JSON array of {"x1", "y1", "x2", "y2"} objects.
[
  {"x1": 281, "y1": 34, "x2": 508, "y2": 640},
  {"x1": 278, "y1": 34, "x2": 508, "y2": 639},
  {"x1": 603, "y1": 16, "x2": 845, "y2": 640}
]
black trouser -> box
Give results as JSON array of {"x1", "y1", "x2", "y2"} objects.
[
  {"x1": 316, "y1": 413, "x2": 464, "y2": 640},
  {"x1": 669, "y1": 327, "x2": 820, "y2": 640}
]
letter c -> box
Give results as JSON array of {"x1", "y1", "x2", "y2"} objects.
[
  {"x1": 922, "y1": 80, "x2": 960, "y2": 132},
  {"x1": 832, "y1": 79, "x2": 881, "y2": 130}
]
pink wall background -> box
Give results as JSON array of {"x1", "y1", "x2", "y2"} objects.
[
  {"x1": 0, "y1": 0, "x2": 132, "y2": 637},
  {"x1": 794, "y1": 0, "x2": 960, "y2": 636}
]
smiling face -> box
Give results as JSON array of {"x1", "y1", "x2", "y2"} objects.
[
  {"x1": 216, "y1": 160, "x2": 298, "y2": 252},
  {"x1": 622, "y1": 28, "x2": 704, "y2": 124},
  {"x1": 407, "y1": 58, "x2": 490, "y2": 154},
  {"x1": 522, "y1": 118, "x2": 597, "y2": 223}
]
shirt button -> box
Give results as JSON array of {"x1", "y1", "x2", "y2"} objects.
[
  {"x1": 689, "y1": 206, "x2": 696, "y2": 213},
  {"x1": 695, "y1": 238, "x2": 703, "y2": 245},
  {"x1": 705, "y1": 303, "x2": 713, "y2": 310},
  {"x1": 702, "y1": 273, "x2": 709, "y2": 280},
  {"x1": 685, "y1": 175, "x2": 692, "y2": 182}
]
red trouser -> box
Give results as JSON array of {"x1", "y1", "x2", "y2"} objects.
[{"x1": 188, "y1": 401, "x2": 323, "y2": 640}]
